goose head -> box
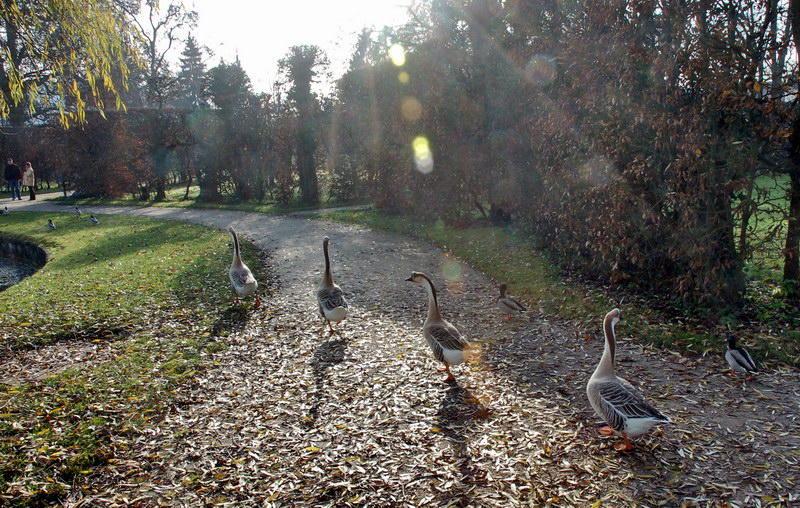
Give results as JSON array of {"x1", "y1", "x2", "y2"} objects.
[
  {"x1": 726, "y1": 333, "x2": 736, "y2": 349},
  {"x1": 606, "y1": 308, "x2": 622, "y2": 325},
  {"x1": 405, "y1": 271, "x2": 430, "y2": 285}
]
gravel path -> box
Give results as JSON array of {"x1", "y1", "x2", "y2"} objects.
[{"x1": 5, "y1": 198, "x2": 799, "y2": 506}]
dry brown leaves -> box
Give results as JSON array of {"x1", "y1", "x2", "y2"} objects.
[{"x1": 17, "y1": 213, "x2": 794, "y2": 507}]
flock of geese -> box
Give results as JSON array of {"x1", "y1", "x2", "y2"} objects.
[
  {"x1": 0, "y1": 205, "x2": 99, "y2": 228},
  {"x1": 227, "y1": 229, "x2": 761, "y2": 452},
  {"x1": 0, "y1": 203, "x2": 767, "y2": 452}
]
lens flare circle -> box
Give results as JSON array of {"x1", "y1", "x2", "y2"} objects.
[{"x1": 389, "y1": 44, "x2": 406, "y2": 66}]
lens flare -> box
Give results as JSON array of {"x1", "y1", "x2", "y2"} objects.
[
  {"x1": 412, "y1": 135, "x2": 433, "y2": 174},
  {"x1": 579, "y1": 155, "x2": 613, "y2": 186},
  {"x1": 442, "y1": 259, "x2": 462, "y2": 282},
  {"x1": 401, "y1": 97, "x2": 422, "y2": 121},
  {"x1": 389, "y1": 44, "x2": 406, "y2": 66},
  {"x1": 398, "y1": 71, "x2": 410, "y2": 84},
  {"x1": 524, "y1": 54, "x2": 556, "y2": 85}
]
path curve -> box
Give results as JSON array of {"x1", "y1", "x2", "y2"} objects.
[{"x1": 5, "y1": 198, "x2": 799, "y2": 506}]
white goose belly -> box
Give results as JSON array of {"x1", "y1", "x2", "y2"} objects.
[
  {"x1": 324, "y1": 306, "x2": 347, "y2": 322},
  {"x1": 623, "y1": 417, "x2": 662, "y2": 437},
  {"x1": 442, "y1": 348, "x2": 464, "y2": 365}
]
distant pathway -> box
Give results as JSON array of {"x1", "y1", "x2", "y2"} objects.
[{"x1": 4, "y1": 195, "x2": 799, "y2": 505}]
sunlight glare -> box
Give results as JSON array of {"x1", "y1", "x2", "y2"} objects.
[
  {"x1": 398, "y1": 71, "x2": 410, "y2": 83},
  {"x1": 412, "y1": 135, "x2": 433, "y2": 174},
  {"x1": 389, "y1": 44, "x2": 406, "y2": 66}
]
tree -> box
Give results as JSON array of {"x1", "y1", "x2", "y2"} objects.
[
  {"x1": 784, "y1": 0, "x2": 800, "y2": 297},
  {"x1": 0, "y1": 0, "x2": 136, "y2": 127},
  {"x1": 279, "y1": 45, "x2": 329, "y2": 205},
  {"x1": 175, "y1": 35, "x2": 209, "y2": 109},
  {"x1": 124, "y1": 0, "x2": 196, "y2": 200}
]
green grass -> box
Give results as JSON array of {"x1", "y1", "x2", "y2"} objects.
[
  {"x1": 0, "y1": 212, "x2": 267, "y2": 504},
  {"x1": 50, "y1": 184, "x2": 369, "y2": 215},
  {"x1": 319, "y1": 210, "x2": 800, "y2": 367}
]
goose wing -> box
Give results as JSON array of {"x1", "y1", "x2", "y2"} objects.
[
  {"x1": 727, "y1": 348, "x2": 757, "y2": 373},
  {"x1": 499, "y1": 297, "x2": 526, "y2": 312},
  {"x1": 428, "y1": 322, "x2": 469, "y2": 351},
  {"x1": 317, "y1": 285, "x2": 347, "y2": 311},
  {"x1": 594, "y1": 378, "x2": 668, "y2": 432},
  {"x1": 231, "y1": 269, "x2": 255, "y2": 287}
]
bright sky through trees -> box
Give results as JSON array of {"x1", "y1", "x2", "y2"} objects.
[{"x1": 188, "y1": 0, "x2": 412, "y2": 91}]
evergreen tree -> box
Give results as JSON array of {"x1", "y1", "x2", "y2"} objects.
[{"x1": 176, "y1": 35, "x2": 209, "y2": 109}]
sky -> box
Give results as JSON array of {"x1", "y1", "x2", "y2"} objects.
[{"x1": 186, "y1": 0, "x2": 414, "y2": 93}]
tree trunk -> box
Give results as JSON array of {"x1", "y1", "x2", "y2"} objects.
[
  {"x1": 783, "y1": 161, "x2": 800, "y2": 296},
  {"x1": 784, "y1": 0, "x2": 800, "y2": 298},
  {"x1": 297, "y1": 124, "x2": 319, "y2": 204}
]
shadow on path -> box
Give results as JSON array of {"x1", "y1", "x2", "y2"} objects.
[
  {"x1": 308, "y1": 335, "x2": 349, "y2": 424},
  {"x1": 435, "y1": 380, "x2": 490, "y2": 506}
]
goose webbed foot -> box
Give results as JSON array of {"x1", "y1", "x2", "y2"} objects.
[
  {"x1": 598, "y1": 426, "x2": 615, "y2": 436},
  {"x1": 613, "y1": 434, "x2": 634, "y2": 452},
  {"x1": 442, "y1": 362, "x2": 455, "y2": 382},
  {"x1": 254, "y1": 297, "x2": 261, "y2": 309}
]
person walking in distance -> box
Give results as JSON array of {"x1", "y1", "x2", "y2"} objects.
[
  {"x1": 4, "y1": 158, "x2": 22, "y2": 200},
  {"x1": 21, "y1": 161, "x2": 35, "y2": 200}
]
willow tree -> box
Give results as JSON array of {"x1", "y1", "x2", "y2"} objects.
[{"x1": 0, "y1": 0, "x2": 136, "y2": 127}]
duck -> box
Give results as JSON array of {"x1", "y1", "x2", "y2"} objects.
[
  {"x1": 228, "y1": 228, "x2": 259, "y2": 307},
  {"x1": 316, "y1": 237, "x2": 348, "y2": 332},
  {"x1": 406, "y1": 271, "x2": 470, "y2": 382},
  {"x1": 1, "y1": 206, "x2": 8, "y2": 215},
  {"x1": 47, "y1": 219, "x2": 56, "y2": 230},
  {"x1": 495, "y1": 283, "x2": 526, "y2": 319},
  {"x1": 89, "y1": 215, "x2": 99, "y2": 225},
  {"x1": 586, "y1": 308, "x2": 669, "y2": 451},
  {"x1": 74, "y1": 206, "x2": 82, "y2": 217},
  {"x1": 725, "y1": 333, "x2": 757, "y2": 378}
]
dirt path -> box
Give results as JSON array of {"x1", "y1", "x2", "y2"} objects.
[{"x1": 6, "y1": 199, "x2": 800, "y2": 506}]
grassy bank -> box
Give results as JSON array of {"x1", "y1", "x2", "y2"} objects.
[
  {"x1": 0, "y1": 212, "x2": 268, "y2": 505},
  {"x1": 319, "y1": 210, "x2": 800, "y2": 368},
  {"x1": 51, "y1": 185, "x2": 369, "y2": 215}
]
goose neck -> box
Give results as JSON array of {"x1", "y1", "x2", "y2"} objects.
[
  {"x1": 323, "y1": 241, "x2": 333, "y2": 286},
  {"x1": 597, "y1": 316, "x2": 617, "y2": 376},
  {"x1": 423, "y1": 276, "x2": 441, "y2": 321},
  {"x1": 230, "y1": 230, "x2": 242, "y2": 264}
]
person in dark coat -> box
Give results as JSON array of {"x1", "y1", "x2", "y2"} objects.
[{"x1": 4, "y1": 158, "x2": 22, "y2": 200}]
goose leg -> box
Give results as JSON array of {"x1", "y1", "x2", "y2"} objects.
[
  {"x1": 614, "y1": 433, "x2": 634, "y2": 452},
  {"x1": 326, "y1": 319, "x2": 335, "y2": 333}
]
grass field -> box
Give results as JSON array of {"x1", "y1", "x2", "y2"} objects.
[
  {"x1": 52, "y1": 185, "x2": 368, "y2": 215},
  {"x1": 319, "y1": 209, "x2": 800, "y2": 367},
  {"x1": 0, "y1": 212, "x2": 268, "y2": 504}
]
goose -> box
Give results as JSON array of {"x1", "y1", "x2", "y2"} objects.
[
  {"x1": 725, "y1": 333, "x2": 757, "y2": 378},
  {"x1": 228, "y1": 228, "x2": 259, "y2": 307},
  {"x1": 317, "y1": 237, "x2": 347, "y2": 332},
  {"x1": 47, "y1": 219, "x2": 56, "y2": 230},
  {"x1": 406, "y1": 272, "x2": 470, "y2": 382},
  {"x1": 586, "y1": 308, "x2": 669, "y2": 451},
  {"x1": 74, "y1": 206, "x2": 82, "y2": 217},
  {"x1": 89, "y1": 215, "x2": 99, "y2": 225},
  {"x1": 495, "y1": 283, "x2": 526, "y2": 319}
]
